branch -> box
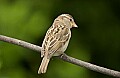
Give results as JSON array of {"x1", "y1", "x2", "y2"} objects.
[{"x1": 0, "y1": 35, "x2": 120, "y2": 78}]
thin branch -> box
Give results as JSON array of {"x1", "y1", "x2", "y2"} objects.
[
  {"x1": 0, "y1": 35, "x2": 120, "y2": 78},
  {"x1": 60, "y1": 54, "x2": 120, "y2": 78},
  {"x1": 0, "y1": 35, "x2": 41, "y2": 52}
]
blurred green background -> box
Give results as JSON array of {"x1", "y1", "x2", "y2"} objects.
[{"x1": 0, "y1": 0, "x2": 120, "y2": 78}]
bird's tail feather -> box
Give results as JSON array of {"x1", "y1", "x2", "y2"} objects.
[{"x1": 38, "y1": 56, "x2": 50, "y2": 74}]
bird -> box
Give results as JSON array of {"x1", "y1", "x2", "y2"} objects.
[{"x1": 38, "y1": 14, "x2": 78, "y2": 74}]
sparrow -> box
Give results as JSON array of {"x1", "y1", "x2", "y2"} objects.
[{"x1": 38, "y1": 14, "x2": 78, "y2": 74}]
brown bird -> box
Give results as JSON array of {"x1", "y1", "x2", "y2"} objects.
[{"x1": 38, "y1": 14, "x2": 78, "y2": 74}]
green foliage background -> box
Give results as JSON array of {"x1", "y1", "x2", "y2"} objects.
[{"x1": 0, "y1": 0, "x2": 120, "y2": 78}]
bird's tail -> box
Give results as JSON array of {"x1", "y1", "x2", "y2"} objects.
[{"x1": 38, "y1": 56, "x2": 50, "y2": 74}]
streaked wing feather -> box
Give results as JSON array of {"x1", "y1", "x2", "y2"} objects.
[{"x1": 41, "y1": 22, "x2": 70, "y2": 58}]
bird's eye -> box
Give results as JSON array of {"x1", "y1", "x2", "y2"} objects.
[{"x1": 70, "y1": 19, "x2": 72, "y2": 21}]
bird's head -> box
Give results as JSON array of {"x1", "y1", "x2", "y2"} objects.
[{"x1": 56, "y1": 14, "x2": 78, "y2": 28}]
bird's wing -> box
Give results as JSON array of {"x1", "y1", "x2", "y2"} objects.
[{"x1": 41, "y1": 22, "x2": 71, "y2": 58}]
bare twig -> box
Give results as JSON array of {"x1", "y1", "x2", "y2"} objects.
[
  {"x1": 0, "y1": 35, "x2": 120, "y2": 78},
  {"x1": 60, "y1": 54, "x2": 120, "y2": 78},
  {"x1": 0, "y1": 35, "x2": 41, "y2": 52}
]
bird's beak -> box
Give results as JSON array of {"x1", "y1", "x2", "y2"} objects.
[{"x1": 72, "y1": 22, "x2": 78, "y2": 28}]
